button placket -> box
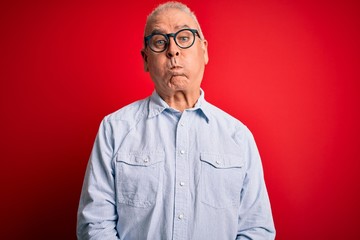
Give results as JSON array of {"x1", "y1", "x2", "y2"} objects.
[{"x1": 173, "y1": 111, "x2": 190, "y2": 239}]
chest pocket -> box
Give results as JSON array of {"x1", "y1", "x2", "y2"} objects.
[
  {"x1": 200, "y1": 152, "x2": 245, "y2": 209},
  {"x1": 116, "y1": 151, "x2": 164, "y2": 208}
]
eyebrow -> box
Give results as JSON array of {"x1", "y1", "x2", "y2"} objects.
[
  {"x1": 175, "y1": 24, "x2": 191, "y2": 30},
  {"x1": 150, "y1": 24, "x2": 192, "y2": 35}
]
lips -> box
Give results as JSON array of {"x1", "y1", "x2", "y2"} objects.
[
  {"x1": 167, "y1": 60, "x2": 186, "y2": 77},
  {"x1": 169, "y1": 64, "x2": 183, "y2": 69},
  {"x1": 167, "y1": 68, "x2": 186, "y2": 79},
  {"x1": 169, "y1": 67, "x2": 184, "y2": 75},
  {"x1": 168, "y1": 64, "x2": 183, "y2": 72}
]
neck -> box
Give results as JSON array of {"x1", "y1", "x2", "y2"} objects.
[{"x1": 157, "y1": 89, "x2": 201, "y2": 112}]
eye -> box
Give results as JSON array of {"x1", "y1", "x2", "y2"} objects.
[
  {"x1": 155, "y1": 39, "x2": 166, "y2": 46},
  {"x1": 178, "y1": 36, "x2": 190, "y2": 43},
  {"x1": 151, "y1": 34, "x2": 167, "y2": 48},
  {"x1": 176, "y1": 30, "x2": 193, "y2": 44}
]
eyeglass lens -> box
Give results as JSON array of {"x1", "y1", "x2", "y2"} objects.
[{"x1": 149, "y1": 29, "x2": 195, "y2": 52}]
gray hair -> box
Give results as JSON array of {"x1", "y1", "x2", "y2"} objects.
[{"x1": 144, "y1": 1, "x2": 205, "y2": 39}]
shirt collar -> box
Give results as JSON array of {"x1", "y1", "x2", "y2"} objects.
[{"x1": 148, "y1": 89, "x2": 211, "y2": 123}]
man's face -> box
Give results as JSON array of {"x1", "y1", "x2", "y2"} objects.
[{"x1": 142, "y1": 8, "x2": 209, "y2": 95}]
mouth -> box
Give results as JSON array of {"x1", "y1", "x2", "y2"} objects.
[
  {"x1": 168, "y1": 64, "x2": 184, "y2": 73},
  {"x1": 169, "y1": 68, "x2": 185, "y2": 76},
  {"x1": 170, "y1": 65, "x2": 183, "y2": 70},
  {"x1": 167, "y1": 68, "x2": 186, "y2": 80},
  {"x1": 167, "y1": 61, "x2": 186, "y2": 78}
]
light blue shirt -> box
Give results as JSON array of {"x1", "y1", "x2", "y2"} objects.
[{"x1": 77, "y1": 90, "x2": 275, "y2": 240}]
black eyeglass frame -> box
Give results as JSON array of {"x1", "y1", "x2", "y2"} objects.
[{"x1": 144, "y1": 28, "x2": 201, "y2": 53}]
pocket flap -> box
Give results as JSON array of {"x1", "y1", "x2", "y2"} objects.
[
  {"x1": 200, "y1": 152, "x2": 244, "y2": 169},
  {"x1": 117, "y1": 151, "x2": 165, "y2": 167}
]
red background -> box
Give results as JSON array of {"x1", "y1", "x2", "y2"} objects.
[{"x1": 1, "y1": 0, "x2": 359, "y2": 239}]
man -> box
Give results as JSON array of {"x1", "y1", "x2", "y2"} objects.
[{"x1": 77, "y1": 1, "x2": 275, "y2": 240}]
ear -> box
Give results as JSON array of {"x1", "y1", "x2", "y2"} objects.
[
  {"x1": 141, "y1": 50, "x2": 149, "y2": 72},
  {"x1": 201, "y1": 39, "x2": 209, "y2": 65}
]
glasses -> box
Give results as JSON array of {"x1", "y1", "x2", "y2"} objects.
[{"x1": 144, "y1": 28, "x2": 201, "y2": 53}]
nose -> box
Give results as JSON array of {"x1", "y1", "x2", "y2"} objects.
[{"x1": 166, "y1": 37, "x2": 180, "y2": 58}]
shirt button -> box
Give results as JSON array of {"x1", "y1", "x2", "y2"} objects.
[
  {"x1": 179, "y1": 181, "x2": 185, "y2": 186},
  {"x1": 178, "y1": 214, "x2": 184, "y2": 220},
  {"x1": 180, "y1": 122, "x2": 185, "y2": 126},
  {"x1": 144, "y1": 158, "x2": 149, "y2": 163},
  {"x1": 216, "y1": 160, "x2": 221, "y2": 165},
  {"x1": 180, "y1": 150, "x2": 185, "y2": 155}
]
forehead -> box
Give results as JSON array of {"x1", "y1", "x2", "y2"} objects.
[{"x1": 145, "y1": 8, "x2": 197, "y2": 34}]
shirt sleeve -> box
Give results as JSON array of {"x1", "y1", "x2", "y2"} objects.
[
  {"x1": 77, "y1": 118, "x2": 120, "y2": 240},
  {"x1": 235, "y1": 127, "x2": 276, "y2": 240}
]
